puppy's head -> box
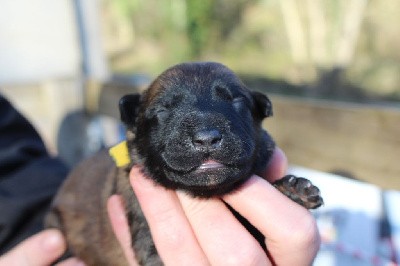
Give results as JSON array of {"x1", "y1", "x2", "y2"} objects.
[{"x1": 120, "y1": 62, "x2": 275, "y2": 197}]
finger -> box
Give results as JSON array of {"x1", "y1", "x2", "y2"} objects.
[
  {"x1": 177, "y1": 192, "x2": 271, "y2": 266},
  {"x1": 259, "y1": 147, "x2": 288, "y2": 182},
  {"x1": 223, "y1": 176, "x2": 320, "y2": 266},
  {"x1": 107, "y1": 195, "x2": 138, "y2": 266},
  {"x1": 56, "y1": 258, "x2": 85, "y2": 266},
  {"x1": 130, "y1": 167, "x2": 209, "y2": 265},
  {"x1": 0, "y1": 229, "x2": 67, "y2": 266}
]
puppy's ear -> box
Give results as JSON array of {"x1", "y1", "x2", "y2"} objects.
[
  {"x1": 119, "y1": 94, "x2": 141, "y2": 126},
  {"x1": 251, "y1": 91, "x2": 273, "y2": 118}
]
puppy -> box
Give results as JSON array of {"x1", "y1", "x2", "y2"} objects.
[{"x1": 46, "y1": 62, "x2": 323, "y2": 265}]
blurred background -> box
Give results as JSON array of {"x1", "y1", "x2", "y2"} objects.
[{"x1": 0, "y1": 0, "x2": 399, "y2": 265}]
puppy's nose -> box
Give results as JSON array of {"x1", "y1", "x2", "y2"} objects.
[{"x1": 192, "y1": 129, "x2": 222, "y2": 150}]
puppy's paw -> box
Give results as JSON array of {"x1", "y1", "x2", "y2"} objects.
[{"x1": 272, "y1": 175, "x2": 323, "y2": 209}]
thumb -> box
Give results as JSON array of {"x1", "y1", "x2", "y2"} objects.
[{"x1": 0, "y1": 229, "x2": 66, "y2": 266}]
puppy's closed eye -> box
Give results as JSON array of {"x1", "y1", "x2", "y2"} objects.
[
  {"x1": 213, "y1": 85, "x2": 233, "y2": 101},
  {"x1": 146, "y1": 103, "x2": 172, "y2": 120},
  {"x1": 155, "y1": 107, "x2": 169, "y2": 121},
  {"x1": 232, "y1": 97, "x2": 248, "y2": 112}
]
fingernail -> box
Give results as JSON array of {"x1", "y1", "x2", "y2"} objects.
[
  {"x1": 130, "y1": 166, "x2": 153, "y2": 188},
  {"x1": 69, "y1": 258, "x2": 87, "y2": 266},
  {"x1": 55, "y1": 258, "x2": 86, "y2": 266},
  {"x1": 129, "y1": 166, "x2": 141, "y2": 178},
  {"x1": 264, "y1": 147, "x2": 288, "y2": 182},
  {"x1": 108, "y1": 195, "x2": 126, "y2": 222},
  {"x1": 42, "y1": 230, "x2": 64, "y2": 251}
]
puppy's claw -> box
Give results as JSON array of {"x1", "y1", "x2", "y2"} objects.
[{"x1": 272, "y1": 175, "x2": 324, "y2": 209}]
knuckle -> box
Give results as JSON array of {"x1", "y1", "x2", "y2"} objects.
[
  {"x1": 148, "y1": 207, "x2": 187, "y2": 248},
  {"x1": 156, "y1": 220, "x2": 185, "y2": 249},
  {"x1": 180, "y1": 194, "x2": 212, "y2": 218},
  {"x1": 223, "y1": 246, "x2": 265, "y2": 266},
  {"x1": 284, "y1": 213, "x2": 320, "y2": 249}
]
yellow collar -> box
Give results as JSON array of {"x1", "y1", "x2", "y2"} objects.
[{"x1": 109, "y1": 141, "x2": 131, "y2": 167}]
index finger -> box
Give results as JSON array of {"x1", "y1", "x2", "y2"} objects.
[{"x1": 129, "y1": 166, "x2": 209, "y2": 265}]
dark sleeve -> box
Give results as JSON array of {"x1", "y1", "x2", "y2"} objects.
[{"x1": 0, "y1": 95, "x2": 69, "y2": 254}]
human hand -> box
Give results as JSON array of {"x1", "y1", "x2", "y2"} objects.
[
  {"x1": 108, "y1": 148, "x2": 320, "y2": 265},
  {"x1": 0, "y1": 229, "x2": 85, "y2": 266}
]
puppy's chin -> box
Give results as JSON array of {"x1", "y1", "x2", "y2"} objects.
[{"x1": 164, "y1": 165, "x2": 252, "y2": 197}]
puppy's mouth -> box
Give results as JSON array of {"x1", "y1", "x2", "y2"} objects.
[
  {"x1": 195, "y1": 160, "x2": 225, "y2": 172},
  {"x1": 161, "y1": 157, "x2": 252, "y2": 196}
]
